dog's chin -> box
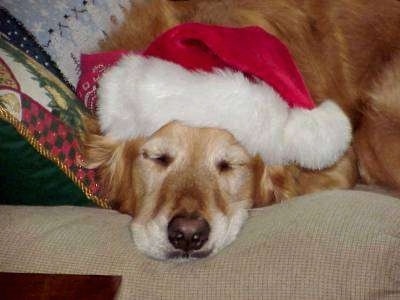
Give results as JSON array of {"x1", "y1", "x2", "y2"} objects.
[
  {"x1": 130, "y1": 207, "x2": 249, "y2": 261},
  {"x1": 166, "y1": 249, "x2": 212, "y2": 260}
]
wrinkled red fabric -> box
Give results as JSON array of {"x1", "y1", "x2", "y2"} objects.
[{"x1": 77, "y1": 23, "x2": 315, "y2": 111}]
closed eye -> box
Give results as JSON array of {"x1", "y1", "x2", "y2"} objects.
[
  {"x1": 217, "y1": 160, "x2": 232, "y2": 173},
  {"x1": 143, "y1": 152, "x2": 173, "y2": 167}
]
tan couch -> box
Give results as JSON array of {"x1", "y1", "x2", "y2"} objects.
[{"x1": 1, "y1": 190, "x2": 400, "y2": 299}]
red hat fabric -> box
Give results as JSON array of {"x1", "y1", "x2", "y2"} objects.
[
  {"x1": 144, "y1": 23, "x2": 315, "y2": 109},
  {"x1": 77, "y1": 23, "x2": 351, "y2": 169},
  {"x1": 77, "y1": 23, "x2": 314, "y2": 110}
]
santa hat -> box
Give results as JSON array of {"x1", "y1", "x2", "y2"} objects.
[{"x1": 77, "y1": 23, "x2": 351, "y2": 170}]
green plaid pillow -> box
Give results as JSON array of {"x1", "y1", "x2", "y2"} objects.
[{"x1": 0, "y1": 38, "x2": 108, "y2": 207}]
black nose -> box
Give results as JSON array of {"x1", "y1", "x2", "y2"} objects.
[{"x1": 168, "y1": 215, "x2": 210, "y2": 252}]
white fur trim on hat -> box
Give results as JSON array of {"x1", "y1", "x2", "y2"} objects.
[{"x1": 97, "y1": 54, "x2": 351, "y2": 170}]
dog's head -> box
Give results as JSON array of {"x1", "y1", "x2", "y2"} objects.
[{"x1": 82, "y1": 119, "x2": 294, "y2": 260}]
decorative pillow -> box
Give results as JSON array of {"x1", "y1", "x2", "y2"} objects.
[
  {"x1": 1, "y1": 0, "x2": 132, "y2": 86},
  {"x1": 0, "y1": 37, "x2": 108, "y2": 208},
  {"x1": 0, "y1": 7, "x2": 73, "y2": 90}
]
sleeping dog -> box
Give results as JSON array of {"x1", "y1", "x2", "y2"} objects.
[{"x1": 82, "y1": 0, "x2": 400, "y2": 260}]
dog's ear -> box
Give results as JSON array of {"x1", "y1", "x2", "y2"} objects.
[
  {"x1": 80, "y1": 115, "x2": 120, "y2": 169},
  {"x1": 80, "y1": 115, "x2": 144, "y2": 216},
  {"x1": 251, "y1": 155, "x2": 298, "y2": 208}
]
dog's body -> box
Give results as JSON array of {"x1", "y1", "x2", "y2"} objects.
[{"x1": 83, "y1": 0, "x2": 400, "y2": 259}]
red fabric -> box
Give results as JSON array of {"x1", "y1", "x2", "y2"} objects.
[
  {"x1": 77, "y1": 23, "x2": 315, "y2": 110},
  {"x1": 77, "y1": 50, "x2": 128, "y2": 111}
]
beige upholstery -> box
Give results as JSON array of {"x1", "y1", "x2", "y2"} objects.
[{"x1": 1, "y1": 190, "x2": 400, "y2": 299}]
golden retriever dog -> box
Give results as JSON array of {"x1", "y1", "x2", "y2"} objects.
[{"x1": 82, "y1": 0, "x2": 400, "y2": 260}]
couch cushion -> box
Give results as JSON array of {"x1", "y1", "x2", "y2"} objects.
[{"x1": 1, "y1": 190, "x2": 400, "y2": 299}]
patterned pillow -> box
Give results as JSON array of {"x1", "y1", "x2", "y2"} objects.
[
  {"x1": 0, "y1": 7, "x2": 73, "y2": 90},
  {"x1": 0, "y1": 37, "x2": 108, "y2": 208},
  {"x1": 1, "y1": 0, "x2": 132, "y2": 87}
]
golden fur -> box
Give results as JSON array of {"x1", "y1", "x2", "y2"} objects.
[{"x1": 81, "y1": 0, "x2": 400, "y2": 258}]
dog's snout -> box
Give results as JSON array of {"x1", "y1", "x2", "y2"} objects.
[{"x1": 168, "y1": 215, "x2": 210, "y2": 252}]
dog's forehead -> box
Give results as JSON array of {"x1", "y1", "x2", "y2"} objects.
[
  {"x1": 141, "y1": 122, "x2": 252, "y2": 170},
  {"x1": 149, "y1": 121, "x2": 240, "y2": 151}
]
